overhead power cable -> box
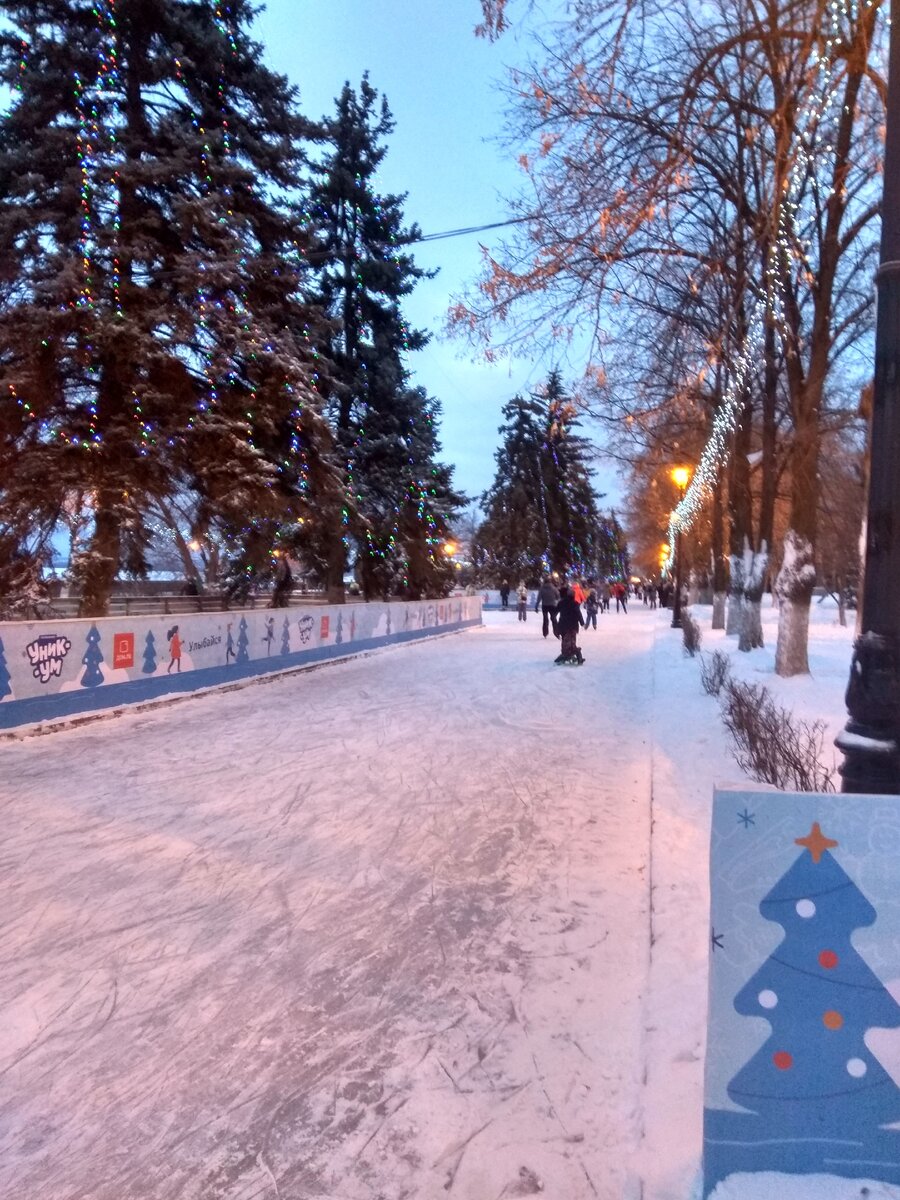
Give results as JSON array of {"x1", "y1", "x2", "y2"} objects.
[{"x1": 415, "y1": 215, "x2": 532, "y2": 243}]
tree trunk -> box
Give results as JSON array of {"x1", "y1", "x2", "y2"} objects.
[
  {"x1": 157, "y1": 500, "x2": 203, "y2": 590},
  {"x1": 711, "y1": 477, "x2": 727, "y2": 630},
  {"x1": 727, "y1": 385, "x2": 753, "y2": 637},
  {"x1": 738, "y1": 541, "x2": 768, "y2": 652},
  {"x1": 726, "y1": 553, "x2": 744, "y2": 636},
  {"x1": 78, "y1": 496, "x2": 121, "y2": 617},
  {"x1": 775, "y1": 530, "x2": 816, "y2": 676},
  {"x1": 712, "y1": 591, "x2": 727, "y2": 629},
  {"x1": 759, "y1": 318, "x2": 778, "y2": 550},
  {"x1": 325, "y1": 534, "x2": 347, "y2": 604}
]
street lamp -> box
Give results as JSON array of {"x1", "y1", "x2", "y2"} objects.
[
  {"x1": 836, "y1": 5, "x2": 900, "y2": 794},
  {"x1": 670, "y1": 466, "x2": 691, "y2": 629}
]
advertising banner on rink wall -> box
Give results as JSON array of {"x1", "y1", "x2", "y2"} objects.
[
  {"x1": 704, "y1": 787, "x2": 900, "y2": 1199},
  {"x1": 0, "y1": 596, "x2": 482, "y2": 732}
]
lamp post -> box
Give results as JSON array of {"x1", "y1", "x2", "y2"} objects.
[
  {"x1": 670, "y1": 467, "x2": 691, "y2": 629},
  {"x1": 836, "y1": 4, "x2": 900, "y2": 794}
]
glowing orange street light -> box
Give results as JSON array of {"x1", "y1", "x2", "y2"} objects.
[
  {"x1": 671, "y1": 466, "x2": 690, "y2": 491},
  {"x1": 443, "y1": 541, "x2": 457, "y2": 557},
  {"x1": 669, "y1": 466, "x2": 692, "y2": 629}
]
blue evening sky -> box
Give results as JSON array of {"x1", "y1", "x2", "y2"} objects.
[{"x1": 253, "y1": 1, "x2": 618, "y2": 507}]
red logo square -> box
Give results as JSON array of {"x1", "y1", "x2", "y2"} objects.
[
  {"x1": 320, "y1": 615, "x2": 330, "y2": 639},
  {"x1": 113, "y1": 632, "x2": 134, "y2": 669}
]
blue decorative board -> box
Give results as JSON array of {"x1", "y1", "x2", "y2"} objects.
[{"x1": 704, "y1": 788, "x2": 900, "y2": 1197}]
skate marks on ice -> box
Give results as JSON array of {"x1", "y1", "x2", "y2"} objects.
[{"x1": 0, "y1": 612, "x2": 657, "y2": 1199}]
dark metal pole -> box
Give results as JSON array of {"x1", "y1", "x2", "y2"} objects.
[
  {"x1": 671, "y1": 490, "x2": 686, "y2": 628},
  {"x1": 671, "y1": 527, "x2": 683, "y2": 628},
  {"x1": 836, "y1": 2, "x2": 900, "y2": 793}
]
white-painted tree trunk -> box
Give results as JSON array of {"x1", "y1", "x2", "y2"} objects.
[
  {"x1": 739, "y1": 598, "x2": 764, "y2": 651},
  {"x1": 712, "y1": 592, "x2": 727, "y2": 630},
  {"x1": 774, "y1": 530, "x2": 815, "y2": 677},
  {"x1": 726, "y1": 554, "x2": 743, "y2": 636},
  {"x1": 775, "y1": 596, "x2": 812, "y2": 676},
  {"x1": 738, "y1": 542, "x2": 768, "y2": 652}
]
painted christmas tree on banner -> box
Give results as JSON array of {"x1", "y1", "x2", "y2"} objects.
[{"x1": 705, "y1": 818, "x2": 900, "y2": 1195}]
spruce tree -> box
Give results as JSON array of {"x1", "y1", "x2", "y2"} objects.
[
  {"x1": 477, "y1": 393, "x2": 552, "y2": 583},
  {"x1": 0, "y1": 0, "x2": 338, "y2": 615},
  {"x1": 539, "y1": 370, "x2": 603, "y2": 578},
  {"x1": 477, "y1": 374, "x2": 615, "y2": 583},
  {"x1": 305, "y1": 75, "x2": 461, "y2": 600}
]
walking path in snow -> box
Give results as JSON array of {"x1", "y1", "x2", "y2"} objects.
[{"x1": 0, "y1": 606, "x2": 738, "y2": 1200}]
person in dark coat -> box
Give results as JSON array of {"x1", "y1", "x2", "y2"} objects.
[
  {"x1": 271, "y1": 554, "x2": 293, "y2": 608},
  {"x1": 584, "y1": 585, "x2": 600, "y2": 630},
  {"x1": 535, "y1": 576, "x2": 561, "y2": 638},
  {"x1": 554, "y1": 584, "x2": 585, "y2": 664},
  {"x1": 499, "y1": 580, "x2": 511, "y2": 610}
]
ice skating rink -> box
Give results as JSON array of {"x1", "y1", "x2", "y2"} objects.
[{"x1": 0, "y1": 607, "x2": 723, "y2": 1200}]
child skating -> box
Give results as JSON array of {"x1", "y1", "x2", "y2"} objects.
[{"x1": 554, "y1": 584, "x2": 585, "y2": 665}]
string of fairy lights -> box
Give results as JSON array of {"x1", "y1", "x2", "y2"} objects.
[{"x1": 663, "y1": 0, "x2": 866, "y2": 571}]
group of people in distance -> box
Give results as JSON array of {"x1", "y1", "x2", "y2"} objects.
[{"x1": 497, "y1": 575, "x2": 634, "y2": 667}]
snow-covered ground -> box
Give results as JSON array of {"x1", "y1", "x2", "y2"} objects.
[{"x1": 0, "y1": 598, "x2": 865, "y2": 1199}]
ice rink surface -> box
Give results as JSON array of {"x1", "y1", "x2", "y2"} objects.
[{"x1": 0, "y1": 606, "x2": 735, "y2": 1200}]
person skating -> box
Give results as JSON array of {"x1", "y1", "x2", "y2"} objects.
[
  {"x1": 516, "y1": 581, "x2": 529, "y2": 621},
  {"x1": 554, "y1": 584, "x2": 585, "y2": 665},
  {"x1": 499, "y1": 580, "x2": 510, "y2": 610},
  {"x1": 584, "y1": 584, "x2": 600, "y2": 630},
  {"x1": 536, "y1": 576, "x2": 560, "y2": 638},
  {"x1": 613, "y1": 580, "x2": 628, "y2": 613}
]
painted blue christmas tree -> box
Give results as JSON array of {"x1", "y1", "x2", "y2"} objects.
[
  {"x1": 336, "y1": 612, "x2": 343, "y2": 645},
  {"x1": 141, "y1": 631, "x2": 157, "y2": 675},
  {"x1": 281, "y1": 617, "x2": 291, "y2": 655},
  {"x1": 80, "y1": 624, "x2": 105, "y2": 687},
  {"x1": 236, "y1": 616, "x2": 249, "y2": 664},
  {"x1": 705, "y1": 822, "x2": 900, "y2": 1194},
  {"x1": 0, "y1": 636, "x2": 11, "y2": 700}
]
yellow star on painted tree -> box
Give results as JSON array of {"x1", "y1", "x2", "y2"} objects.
[{"x1": 795, "y1": 822, "x2": 838, "y2": 864}]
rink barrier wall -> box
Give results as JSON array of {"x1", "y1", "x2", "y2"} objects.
[{"x1": 0, "y1": 597, "x2": 482, "y2": 732}]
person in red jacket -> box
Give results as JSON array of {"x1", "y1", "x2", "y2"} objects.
[{"x1": 613, "y1": 581, "x2": 628, "y2": 613}]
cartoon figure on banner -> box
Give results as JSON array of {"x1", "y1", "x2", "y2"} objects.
[
  {"x1": 236, "y1": 616, "x2": 249, "y2": 664},
  {"x1": 297, "y1": 614, "x2": 314, "y2": 644},
  {"x1": 225, "y1": 622, "x2": 235, "y2": 664},
  {"x1": 166, "y1": 625, "x2": 182, "y2": 674},
  {"x1": 25, "y1": 634, "x2": 72, "y2": 684},
  {"x1": 349, "y1": 611, "x2": 356, "y2": 641},
  {"x1": 281, "y1": 617, "x2": 291, "y2": 655},
  {"x1": 262, "y1": 616, "x2": 275, "y2": 655},
  {"x1": 704, "y1": 812, "x2": 900, "y2": 1196}
]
